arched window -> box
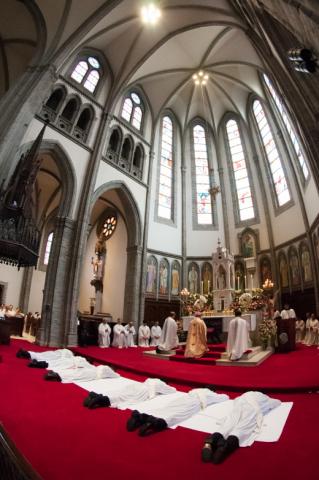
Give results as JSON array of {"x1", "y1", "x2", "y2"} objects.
[
  {"x1": 44, "y1": 232, "x2": 53, "y2": 265},
  {"x1": 121, "y1": 92, "x2": 143, "y2": 130},
  {"x1": 253, "y1": 100, "x2": 291, "y2": 207},
  {"x1": 61, "y1": 98, "x2": 78, "y2": 121},
  {"x1": 226, "y1": 119, "x2": 255, "y2": 221},
  {"x1": 193, "y1": 124, "x2": 212, "y2": 225},
  {"x1": 158, "y1": 116, "x2": 173, "y2": 220},
  {"x1": 70, "y1": 56, "x2": 101, "y2": 94},
  {"x1": 133, "y1": 145, "x2": 143, "y2": 168},
  {"x1": 76, "y1": 107, "x2": 92, "y2": 131},
  {"x1": 263, "y1": 74, "x2": 309, "y2": 182},
  {"x1": 45, "y1": 88, "x2": 64, "y2": 112},
  {"x1": 108, "y1": 128, "x2": 121, "y2": 154}
]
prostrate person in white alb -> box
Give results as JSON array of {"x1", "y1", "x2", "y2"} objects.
[
  {"x1": 28, "y1": 354, "x2": 91, "y2": 370},
  {"x1": 201, "y1": 391, "x2": 281, "y2": 464},
  {"x1": 226, "y1": 309, "x2": 250, "y2": 361},
  {"x1": 150, "y1": 321, "x2": 162, "y2": 346},
  {"x1": 44, "y1": 364, "x2": 119, "y2": 383},
  {"x1": 138, "y1": 321, "x2": 151, "y2": 347},
  {"x1": 156, "y1": 312, "x2": 179, "y2": 353},
  {"x1": 17, "y1": 347, "x2": 74, "y2": 363},
  {"x1": 126, "y1": 388, "x2": 229, "y2": 436},
  {"x1": 112, "y1": 319, "x2": 126, "y2": 348},
  {"x1": 83, "y1": 378, "x2": 176, "y2": 409},
  {"x1": 124, "y1": 322, "x2": 137, "y2": 347},
  {"x1": 98, "y1": 318, "x2": 111, "y2": 348}
]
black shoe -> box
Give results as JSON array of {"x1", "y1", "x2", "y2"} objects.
[
  {"x1": 138, "y1": 417, "x2": 167, "y2": 437},
  {"x1": 28, "y1": 359, "x2": 48, "y2": 368},
  {"x1": 87, "y1": 395, "x2": 111, "y2": 409},
  {"x1": 83, "y1": 391, "x2": 100, "y2": 407},
  {"x1": 16, "y1": 349, "x2": 31, "y2": 359},
  {"x1": 44, "y1": 371, "x2": 62, "y2": 382},
  {"x1": 127, "y1": 411, "x2": 145, "y2": 432},
  {"x1": 212, "y1": 435, "x2": 239, "y2": 464},
  {"x1": 201, "y1": 433, "x2": 225, "y2": 462}
]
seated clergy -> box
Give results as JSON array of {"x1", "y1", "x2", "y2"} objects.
[
  {"x1": 184, "y1": 312, "x2": 208, "y2": 358},
  {"x1": 201, "y1": 391, "x2": 281, "y2": 464},
  {"x1": 98, "y1": 318, "x2": 111, "y2": 348},
  {"x1": 124, "y1": 322, "x2": 136, "y2": 347},
  {"x1": 45, "y1": 364, "x2": 119, "y2": 383},
  {"x1": 112, "y1": 319, "x2": 126, "y2": 348},
  {"x1": 138, "y1": 321, "x2": 151, "y2": 347},
  {"x1": 126, "y1": 388, "x2": 229, "y2": 436},
  {"x1": 84, "y1": 378, "x2": 176, "y2": 409},
  {"x1": 156, "y1": 312, "x2": 179, "y2": 354},
  {"x1": 150, "y1": 321, "x2": 162, "y2": 346},
  {"x1": 226, "y1": 309, "x2": 250, "y2": 361}
]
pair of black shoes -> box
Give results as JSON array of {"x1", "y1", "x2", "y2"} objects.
[
  {"x1": 83, "y1": 391, "x2": 111, "y2": 409},
  {"x1": 201, "y1": 433, "x2": 239, "y2": 464},
  {"x1": 126, "y1": 410, "x2": 167, "y2": 436},
  {"x1": 16, "y1": 349, "x2": 31, "y2": 359},
  {"x1": 28, "y1": 359, "x2": 48, "y2": 368},
  {"x1": 44, "y1": 370, "x2": 62, "y2": 382}
]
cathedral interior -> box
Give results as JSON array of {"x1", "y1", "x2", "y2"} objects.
[{"x1": 1, "y1": 2, "x2": 319, "y2": 479}]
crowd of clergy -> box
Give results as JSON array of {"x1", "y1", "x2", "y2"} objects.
[
  {"x1": 0, "y1": 304, "x2": 41, "y2": 337},
  {"x1": 98, "y1": 318, "x2": 164, "y2": 349}
]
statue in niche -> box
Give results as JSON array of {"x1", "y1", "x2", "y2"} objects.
[
  {"x1": 91, "y1": 234, "x2": 107, "y2": 294},
  {"x1": 217, "y1": 266, "x2": 226, "y2": 290},
  {"x1": 242, "y1": 233, "x2": 256, "y2": 258}
]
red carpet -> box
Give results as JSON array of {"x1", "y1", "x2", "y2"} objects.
[
  {"x1": 72, "y1": 342, "x2": 319, "y2": 392},
  {"x1": 0, "y1": 339, "x2": 318, "y2": 480}
]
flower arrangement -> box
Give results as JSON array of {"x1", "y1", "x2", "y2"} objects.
[
  {"x1": 238, "y1": 292, "x2": 253, "y2": 310},
  {"x1": 181, "y1": 292, "x2": 214, "y2": 316},
  {"x1": 259, "y1": 317, "x2": 277, "y2": 349}
]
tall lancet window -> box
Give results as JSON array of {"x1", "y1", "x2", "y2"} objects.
[
  {"x1": 158, "y1": 116, "x2": 173, "y2": 219},
  {"x1": 121, "y1": 92, "x2": 143, "y2": 130},
  {"x1": 253, "y1": 100, "x2": 291, "y2": 207},
  {"x1": 193, "y1": 124, "x2": 212, "y2": 225},
  {"x1": 263, "y1": 74, "x2": 309, "y2": 182},
  {"x1": 44, "y1": 232, "x2": 53, "y2": 265},
  {"x1": 70, "y1": 56, "x2": 101, "y2": 94},
  {"x1": 226, "y1": 119, "x2": 255, "y2": 221}
]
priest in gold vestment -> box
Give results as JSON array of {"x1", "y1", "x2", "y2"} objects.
[{"x1": 184, "y1": 313, "x2": 208, "y2": 358}]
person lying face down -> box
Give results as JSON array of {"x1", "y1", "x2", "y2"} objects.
[
  {"x1": 27, "y1": 354, "x2": 91, "y2": 370},
  {"x1": 126, "y1": 388, "x2": 229, "y2": 436},
  {"x1": 17, "y1": 348, "x2": 74, "y2": 362},
  {"x1": 45, "y1": 364, "x2": 119, "y2": 383},
  {"x1": 201, "y1": 391, "x2": 281, "y2": 465},
  {"x1": 83, "y1": 378, "x2": 176, "y2": 409}
]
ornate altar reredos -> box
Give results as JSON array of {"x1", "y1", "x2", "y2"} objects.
[{"x1": 212, "y1": 240, "x2": 235, "y2": 311}]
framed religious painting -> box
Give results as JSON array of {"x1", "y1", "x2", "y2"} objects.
[
  {"x1": 234, "y1": 260, "x2": 245, "y2": 291},
  {"x1": 238, "y1": 228, "x2": 258, "y2": 259},
  {"x1": 145, "y1": 255, "x2": 157, "y2": 295},
  {"x1": 259, "y1": 255, "x2": 272, "y2": 287},
  {"x1": 159, "y1": 258, "x2": 169, "y2": 296},
  {"x1": 171, "y1": 260, "x2": 181, "y2": 297}
]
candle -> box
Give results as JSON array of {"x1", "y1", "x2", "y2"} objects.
[
  {"x1": 237, "y1": 276, "x2": 240, "y2": 290},
  {"x1": 244, "y1": 275, "x2": 247, "y2": 289},
  {"x1": 208, "y1": 280, "x2": 210, "y2": 292},
  {"x1": 201, "y1": 281, "x2": 203, "y2": 295},
  {"x1": 251, "y1": 274, "x2": 254, "y2": 290}
]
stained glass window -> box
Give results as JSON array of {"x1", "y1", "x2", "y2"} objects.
[
  {"x1": 193, "y1": 125, "x2": 212, "y2": 224},
  {"x1": 158, "y1": 116, "x2": 173, "y2": 219},
  {"x1": 44, "y1": 232, "x2": 53, "y2": 265},
  {"x1": 70, "y1": 56, "x2": 101, "y2": 93},
  {"x1": 121, "y1": 93, "x2": 143, "y2": 130},
  {"x1": 102, "y1": 215, "x2": 117, "y2": 239},
  {"x1": 226, "y1": 119, "x2": 255, "y2": 221},
  {"x1": 253, "y1": 100, "x2": 291, "y2": 207},
  {"x1": 263, "y1": 74, "x2": 309, "y2": 181}
]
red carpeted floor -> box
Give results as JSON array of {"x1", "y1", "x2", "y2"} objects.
[
  {"x1": 0, "y1": 339, "x2": 318, "y2": 480},
  {"x1": 72, "y1": 342, "x2": 319, "y2": 392}
]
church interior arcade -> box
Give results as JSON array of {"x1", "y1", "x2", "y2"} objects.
[{"x1": 0, "y1": 1, "x2": 319, "y2": 479}]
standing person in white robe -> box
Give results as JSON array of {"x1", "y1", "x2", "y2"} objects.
[
  {"x1": 201, "y1": 391, "x2": 281, "y2": 464},
  {"x1": 138, "y1": 321, "x2": 151, "y2": 347},
  {"x1": 45, "y1": 364, "x2": 119, "y2": 383},
  {"x1": 98, "y1": 318, "x2": 111, "y2": 348},
  {"x1": 226, "y1": 309, "x2": 250, "y2": 361},
  {"x1": 124, "y1": 322, "x2": 136, "y2": 347},
  {"x1": 304, "y1": 313, "x2": 319, "y2": 345},
  {"x1": 16, "y1": 347, "x2": 74, "y2": 362},
  {"x1": 280, "y1": 303, "x2": 296, "y2": 320},
  {"x1": 156, "y1": 312, "x2": 179, "y2": 353},
  {"x1": 126, "y1": 388, "x2": 229, "y2": 436},
  {"x1": 150, "y1": 321, "x2": 162, "y2": 346},
  {"x1": 84, "y1": 378, "x2": 176, "y2": 409},
  {"x1": 302, "y1": 312, "x2": 312, "y2": 344},
  {"x1": 112, "y1": 319, "x2": 126, "y2": 348},
  {"x1": 295, "y1": 317, "x2": 305, "y2": 343}
]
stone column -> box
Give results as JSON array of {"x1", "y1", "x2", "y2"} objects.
[
  {"x1": 37, "y1": 217, "x2": 76, "y2": 346},
  {"x1": 18, "y1": 267, "x2": 34, "y2": 313},
  {"x1": 124, "y1": 246, "x2": 143, "y2": 328}
]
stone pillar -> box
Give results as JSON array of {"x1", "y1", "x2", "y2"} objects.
[
  {"x1": 37, "y1": 217, "x2": 76, "y2": 346},
  {"x1": 18, "y1": 267, "x2": 34, "y2": 313},
  {"x1": 124, "y1": 246, "x2": 143, "y2": 328},
  {"x1": 0, "y1": 65, "x2": 57, "y2": 182}
]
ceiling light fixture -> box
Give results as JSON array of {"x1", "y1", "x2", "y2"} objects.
[
  {"x1": 141, "y1": 3, "x2": 161, "y2": 25},
  {"x1": 192, "y1": 70, "x2": 209, "y2": 86}
]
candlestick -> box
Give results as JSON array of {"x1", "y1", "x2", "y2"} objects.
[
  {"x1": 244, "y1": 275, "x2": 247, "y2": 289},
  {"x1": 201, "y1": 281, "x2": 203, "y2": 295},
  {"x1": 208, "y1": 280, "x2": 210, "y2": 292},
  {"x1": 250, "y1": 273, "x2": 253, "y2": 290},
  {"x1": 237, "y1": 275, "x2": 240, "y2": 290}
]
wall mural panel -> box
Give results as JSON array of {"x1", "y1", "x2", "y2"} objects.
[
  {"x1": 188, "y1": 262, "x2": 200, "y2": 294},
  {"x1": 300, "y1": 242, "x2": 312, "y2": 283},
  {"x1": 235, "y1": 260, "x2": 245, "y2": 291},
  {"x1": 201, "y1": 262, "x2": 212, "y2": 294},
  {"x1": 146, "y1": 255, "x2": 157, "y2": 295},
  {"x1": 288, "y1": 246, "x2": 301, "y2": 287},
  {"x1": 259, "y1": 255, "x2": 272, "y2": 286},
  {"x1": 171, "y1": 260, "x2": 180, "y2": 296},
  {"x1": 278, "y1": 251, "x2": 289, "y2": 289},
  {"x1": 159, "y1": 258, "x2": 169, "y2": 295}
]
